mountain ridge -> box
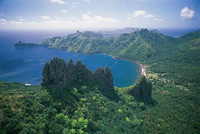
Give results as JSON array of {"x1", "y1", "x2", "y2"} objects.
[
  {"x1": 14, "y1": 29, "x2": 200, "y2": 86},
  {"x1": 9, "y1": 28, "x2": 200, "y2": 133}
]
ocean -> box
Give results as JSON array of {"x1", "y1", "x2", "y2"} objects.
[
  {"x1": 0, "y1": 30, "x2": 140, "y2": 87},
  {"x1": 0, "y1": 28, "x2": 197, "y2": 87},
  {"x1": 157, "y1": 28, "x2": 198, "y2": 37}
]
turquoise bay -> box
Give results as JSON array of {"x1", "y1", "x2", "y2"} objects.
[{"x1": 0, "y1": 31, "x2": 140, "y2": 87}]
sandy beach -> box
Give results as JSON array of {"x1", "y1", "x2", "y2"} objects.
[
  {"x1": 66, "y1": 51, "x2": 147, "y2": 77},
  {"x1": 102, "y1": 53, "x2": 147, "y2": 77}
]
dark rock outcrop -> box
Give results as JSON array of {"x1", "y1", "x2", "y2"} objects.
[
  {"x1": 93, "y1": 66, "x2": 120, "y2": 101},
  {"x1": 42, "y1": 57, "x2": 119, "y2": 101},
  {"x1": 128, "y1": 76, "x2": 152, "y2": 98}
]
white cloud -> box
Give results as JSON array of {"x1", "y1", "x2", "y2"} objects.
[
  {"x1": 61, "y1": 10, "x2": 68, "y2": 13},
  {"x1": 128, "y1": 10, "x2": 163, "y2": 22},
  {"x1": 7, "y1": 20, "x2": 23, "y2": 24},
  {"x1": 0, "y1": 14, "x2": 119, "y2": 30},
  {"x1": 72, "y1": 2, "x2": 78, "y2": 8},
  {"x1": 82, "y1": 14, "x2": 93, "y2": 21},
  {"x1": 50, "y1": 0, "x2": 66, "y2": 4},
  {"x1": 72, "y1": 17, "x2": 79, "y2": 22},
  {"x1": 134, "y1": 10, "x2": 155, "y2": 18},
  {"x1": 87, "y1": 11, "x2": 92, "y2": 15},
  {"x1": 144, "y1": 14, "x2": 155, "y2": 18},
  {"x1": 94, "y1": 16, "x2": 118, "y2": 23},
  {"x1": 127, "y1": 17, "x2": 132, "y2": 20},
  {"x1": 134, "y1": 10, "x2": 146, "y2": 17},
  {"x1": 19, "y1": 18, "x2": 27, "y2": 22},
  {"x1": 0, "y1": 18, "x2": 6, "y2": 22},
  {"x1": 180, "y1": 7, "x2": 195, "y2": 20},
  {"x1": 40, "y1": 16, "x2": 51, "y2": 20},
  {"x1": 82, "y1": 0, "x2": 90, "y2": 2},
  {"x1": 153, "y1": 18, "x2": 163, "y2": 22},
  {"x1": 82, "y1": 14, "x2": 118, "y2": 23}
]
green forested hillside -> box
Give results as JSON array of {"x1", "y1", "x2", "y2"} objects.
[
  {"x1": 40, "y1": 29, "x2": 200, "y2": 86},
  {"x1": 38, "y1": 29, "x2": 200, "y2": 133},
  {"x1": 39, "y1": 31, "x2": 112, "y2": 53},
  {"x1": 0, "y1": 58, "x2": 151, "y2": 134},
  {"x1": 7, "y1": 29, "x2": 200, "y2": 133},
  {"x1": 38, "y1": 29, "x2": 200, "y2": 86}
]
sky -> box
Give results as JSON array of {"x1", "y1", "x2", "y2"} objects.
[{"x1": 0, "y1": 0, "x2": 199, "y2": 31}]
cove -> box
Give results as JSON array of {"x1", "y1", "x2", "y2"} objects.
[{"x1": 0, "y1": 31, "x2": 140, "y2": 87}]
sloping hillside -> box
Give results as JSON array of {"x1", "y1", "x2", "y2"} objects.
[
  {"x1": 39, "y1": 29, "x2": 177, "y2": 61},
  {"x1": 26, "y1": 29, "x2": 200, "y2": 86},
  {"x1": 10, "y1": 29, "x2": 200, "y2": 133},
  {"x1": 39, "y1": 31, "x2": 112, "y2": 53}
]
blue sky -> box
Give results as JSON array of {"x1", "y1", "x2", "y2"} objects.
[{"x1": 0, "y1": 0, "x2": 199, "y2": 30}]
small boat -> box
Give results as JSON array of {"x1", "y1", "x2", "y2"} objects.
[{"x1": 25, "y1": 83, "x2": 31, "y2": 86}]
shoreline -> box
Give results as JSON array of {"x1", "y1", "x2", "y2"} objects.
[
  {"x1": 61, "y1": 49, "x2": 147, "y2": 78},
  {"x1": 100, "y1": 53, "x2": 147, "y2": 77},
  {"x1": 15, "y1": 43, "x2": 146, "y2": 77},
  {"x1": 15, "y1": 44, "x2": 147, "y2": 82},
  {"x1": 66, "y1": 50, "x2": 147, "y2": 78}
]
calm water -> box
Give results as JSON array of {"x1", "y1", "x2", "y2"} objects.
[
  {"x1": 157, "y1": 28, "x2": 199, "y2": 37},
  {"x1": 1, "y1": 29, "x2": 196, "y2": 87},
  {"x1": 0, "y1": 31, "x2": 140, "y2": 87}
]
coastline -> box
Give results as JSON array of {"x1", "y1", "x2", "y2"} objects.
[
  {"x1": 66, "y1": 51, "x2": 147, "y2": 78},
  {"x1": 100, "y1": 53, "x2": 147, "y2": 77},
  {"x1": 15, "y1": 43, "x2": 147, "y2": 80},
  {"x1": 60, "y1": 49, "x2": 147, "y2": 79}
]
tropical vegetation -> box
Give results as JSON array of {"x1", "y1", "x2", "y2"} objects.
[{"x1": 2, "y1": 29, "x2": 200, "y2": 133}]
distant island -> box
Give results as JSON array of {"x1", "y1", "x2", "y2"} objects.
[
  {"x1": 14, "y1": 41, "x2": 38, "y2": 47},
  {"x1": 100, "y1": 27, "x2": 140, "y2": 37}
]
